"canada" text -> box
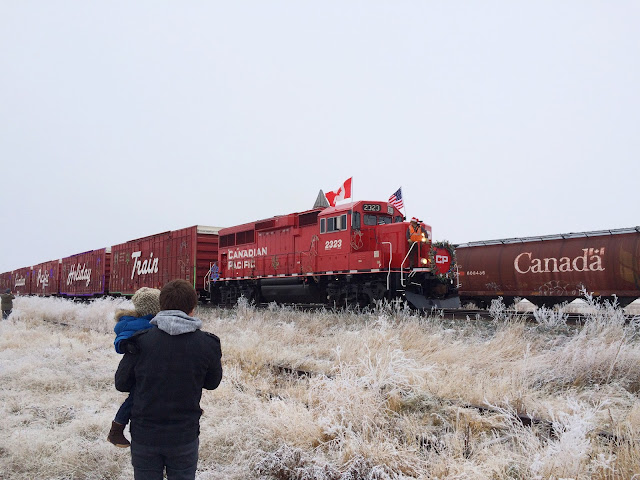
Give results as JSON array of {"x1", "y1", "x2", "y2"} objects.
[{"x1": 514, "y1": 247, "x2": 605, "y2": 274}]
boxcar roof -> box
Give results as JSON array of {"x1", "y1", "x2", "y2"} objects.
[{"x1": 457, "y1": 226, "x2": 640, "y2": 248}]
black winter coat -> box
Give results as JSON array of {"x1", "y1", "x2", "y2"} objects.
[{"x1": 115, "y1": 327, "x2": 222, "y2": 446}]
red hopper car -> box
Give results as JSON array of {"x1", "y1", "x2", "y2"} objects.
[
  {"x1": 209, "y1": 200, "x2": 459, "y2": 308},
  {"x1": 456, "y1": 227, "x2": 640, "y2": 307}
]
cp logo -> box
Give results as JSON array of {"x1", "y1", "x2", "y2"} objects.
[{"x1": 435, "y1": 255, "x2": 449, "y2": 264}]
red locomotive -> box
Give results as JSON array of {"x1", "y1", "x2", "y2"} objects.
[
  {"x1": 209, "y1": 200, "x2": 459, "y2": 308},
  {"x1": 456, "y1": 227, "x2": 640, "y2": 308}
]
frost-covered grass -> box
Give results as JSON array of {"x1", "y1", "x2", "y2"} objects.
[{"x1": 1, "y1": 296, "x2": 640, "y2": 479}]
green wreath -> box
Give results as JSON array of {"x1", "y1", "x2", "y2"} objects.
[{"x1": 429, "y1": 240, "x2": 456, "y2": 282}]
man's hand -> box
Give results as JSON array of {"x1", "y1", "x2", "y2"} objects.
[{"x1": 121, "y1": 339, "x2": 140, "y2": 355}]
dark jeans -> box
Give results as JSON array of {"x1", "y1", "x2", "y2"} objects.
[
  {"x1": 2, "y1": 310, "x2": 11, "y2": 319},
  {"x1": 131, "y1": 438, "x2": 199, "y2": 480},
  {"x1": 114, "y1": 385, "x2": 134, "y2": 425}
]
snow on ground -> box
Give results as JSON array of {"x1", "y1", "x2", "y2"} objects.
[{"x1": 1, "y1": 296, "x2": 639, "y2": 479}]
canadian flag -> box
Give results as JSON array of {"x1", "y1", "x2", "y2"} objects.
[{"x1": 325, "y1": 177, "x2": 353, "y2": 207}]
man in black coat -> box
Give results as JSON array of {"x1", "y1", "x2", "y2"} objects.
[{"x1": 115, "y1": 279, "x2": 222, "y2": 480}]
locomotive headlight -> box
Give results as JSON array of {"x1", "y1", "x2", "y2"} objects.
[
  {"x1": 421, "y1": 258, "x2": 428, "y2": 265},
  {"x1": 421, "y1": 234, "x2": 427, "y2": 243}
]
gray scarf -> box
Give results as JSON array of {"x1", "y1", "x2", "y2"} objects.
[{"x1": 151, "y1": 310, "x2": 202, "y2": 335}]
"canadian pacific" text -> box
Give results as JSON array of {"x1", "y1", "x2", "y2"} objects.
[{"x1": 228, "y1": 247, "x2": 267, "y2": 270}]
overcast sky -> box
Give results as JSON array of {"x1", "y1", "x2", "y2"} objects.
[{"x1": 1, "y1": 1, "x2": 638, "y2": 273}]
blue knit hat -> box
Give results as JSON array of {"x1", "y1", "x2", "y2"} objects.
[{"x1": 131, "y1": 287, "x2": 161, "y2": 317}]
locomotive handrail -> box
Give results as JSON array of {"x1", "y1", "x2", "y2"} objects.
[
  {"x1": 204, "y1": 263, "x2": 212, "y2": 291},
  {"x1": 382, "y1": 242, "x2": 392, "y2": 290},
  {"x1": 400, "y1": 242, "x2": 418, "y2": 288},
  {"x1": 204, "y1": 262, "x2": 219, "y2": 292}
]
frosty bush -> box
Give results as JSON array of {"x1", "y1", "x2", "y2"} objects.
[
  {"x1": 10, "y1": 295, "x2": 132, "y2": 333},
  {"x1": 489, "y1": 297, "x2": 509, "y2": 322},
  {"x1": 533, "y1": 303, "x2": 568, "y2": 329},
  {"x1": 531, "y1": 292, "x2": 640, "y2": 391},
  {"x1": 253, "y1": 444, "x2": 398, "y2": 480},
  {"x1": 529, "y1": 398, "x2": 614, "y2": 479}
]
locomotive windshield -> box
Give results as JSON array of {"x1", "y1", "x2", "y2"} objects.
[
  {"x1": 364, "y1": 214, "x2": 392, "y2": 226},
  {"x1": 352, "y1": 209, "x2": 403, "y2": 230}
]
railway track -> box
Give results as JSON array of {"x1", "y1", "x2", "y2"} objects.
[
  {"x1": 200, "y1": 302, "x2": 627, "y2": 326},
  {"x1": 441, "y1": 308, "x2": 639, "y2": 326},
  {"x1": 439, "y1": 308, "x2": 584, "y2": 323}
]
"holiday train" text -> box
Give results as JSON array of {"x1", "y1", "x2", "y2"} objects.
[
  {"x1": 131, "y1": 251, "x2": 159, "y2": 280},
  {"x1": 67, "y1": 263, "x2": 92, "y2": 286}
]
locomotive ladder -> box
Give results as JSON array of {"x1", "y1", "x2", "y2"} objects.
[
  {"x1": 204, "y1": 262, "x2": 219, "y2": 291},
  {"x1": 383, "y1": 241, "x2": 418, "y2": 290},
  {"x1": 400, "y1": 242, "x2": 419, "y2": 288}
]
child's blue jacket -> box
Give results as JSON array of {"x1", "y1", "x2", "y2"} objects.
[{"x1": 114, "y1": 313, "x2": 155, "y2": 354}]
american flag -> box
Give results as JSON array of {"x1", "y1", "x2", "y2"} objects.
[{"x1": 389, "y1": 187, "x2": 404, "y2": 210}]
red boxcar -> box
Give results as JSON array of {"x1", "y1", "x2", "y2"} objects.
[
  {"x1": 0, "y1": 271, "x2": 12, "y2": 292},
  {"x1": 31, "y1": 260, "x2": 61, "y2": 297},
  {"x1": 109, "y1": 226, "x2": 220, "y2": 297},
  {"x1": 456, "y1": 227, "x2": 640, "y2": 307},
  {"x1": 60, "y1": 248, "x2": 111, "y2": 297},
  {"x1": 12, "y1": 267, "x2": 32, "y2": 295}
]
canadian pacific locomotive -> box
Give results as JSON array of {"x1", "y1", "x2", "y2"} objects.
[{"x1": 208, "y1": 200, "x2": 459, "y2": 308}]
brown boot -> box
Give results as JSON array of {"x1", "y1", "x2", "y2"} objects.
[{"x1": 107, "y1": 421, "x2": 130, "y2": 448}]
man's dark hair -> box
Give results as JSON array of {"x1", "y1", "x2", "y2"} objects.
[{"x1": 159, "y1": 279, "x2": 198, "y2": 314}]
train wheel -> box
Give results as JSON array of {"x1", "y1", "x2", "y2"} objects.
[
  {"x1": 475, "y1": 299, "x2": 489, "y2": 309},
  {"x1": 502, "y1": 297, "x2": 515, "y2": 308},
  {"x1": 617, "y1": 297, "x2": 634, "y2": 308}
]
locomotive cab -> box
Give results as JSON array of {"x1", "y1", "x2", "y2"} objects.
[
  {"x1": 316, "y1": 201, "x2": 458, "y2": 308},
  {"x1": 317, "y1": 201, "x2": 408, "y2": 271}
]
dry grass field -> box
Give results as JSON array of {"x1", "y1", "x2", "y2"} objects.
[{"x1": 1, "y1": 296, "x2": 639, "y2": 479}]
